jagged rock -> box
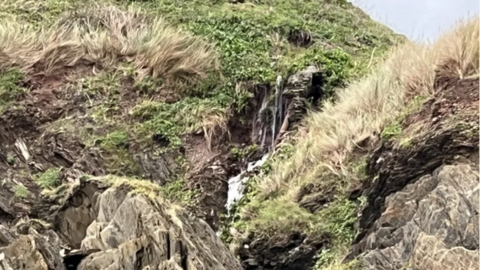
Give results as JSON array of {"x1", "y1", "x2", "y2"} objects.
[
  {"x1": 1, "y1": 178, "x2": 242, "y2": 270},
  {"x1": 0, "y1": 225, "x2": 66, "y2": 270},
  {"x1": 61, "y1": 178, "x2": 241, "y2": 270},
  {"x1": 351, "y1": 163, "x2": 479, "y2": 270},
  {"x1": 345, "y1": 74, "x2": 479, "y2": 270}
]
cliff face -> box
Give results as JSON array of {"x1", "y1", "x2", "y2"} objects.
[
  {"x1": 347, "y1": 67, "x2": 479, "y2": 270},
  {"x1": 1, "y1": 178, "x2": 243, "y2": 270},
  {"x1": 353, "y1": 163, "x2": 479, "y2": 270}
]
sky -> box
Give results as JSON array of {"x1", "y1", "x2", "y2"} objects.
[{"x1": 349, "y1": 0, "x2": 479, "y2": 43}]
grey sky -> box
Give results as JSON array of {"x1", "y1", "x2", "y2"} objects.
[{"x1": 349, "y1": 0, "x2": 479, "y2": 43}]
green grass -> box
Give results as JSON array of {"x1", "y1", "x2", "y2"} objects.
[
  {"x1": 92, "y1": 174, "x2": 196, "y2": 206},
  {"x1": 381, "y1": 122, "x2": 402, "y2": 140},
  {"x1": 34, "y1": 167, "x2": 61, "y2": 189},
  {"x1": 159, "y1": 178, "x2": 197, "y2": 206},
  {"x1": 0, "y1": 68, "x2": 26, "y2": 112},
  {"x1": 98, "y1": 131, "x2": 130, "y2": 150},
  {"x1": 131, "y1": 96, "x2": 229, "y2": 148},
  {"x1": 11, "y1": 184, "x2": 30, "y2": 198}
]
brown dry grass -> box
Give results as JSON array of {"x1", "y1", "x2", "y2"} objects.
[
  {"x1": 0, "y1": 5, "x2": 219, "y2": 86},
  {"x1": 255, "y1": 16, "x2": 479, "y2": 207},
  {"x1": 234, "y1": 15, "x2": 480, "y2": 270}
]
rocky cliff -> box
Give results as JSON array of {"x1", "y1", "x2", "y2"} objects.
[{"x1": 1, "y1": 177, "x2": 243, "y2": 270}]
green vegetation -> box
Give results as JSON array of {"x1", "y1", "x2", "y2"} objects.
[
  {"x1": 100, "y1": 133, "x2": 140, "y2": 175},
  {"x1": 131, "y1": 97, "x2": 229, "y2": 148},
  {"x1": 34, "y1": 167, "x2": 61, "y2": 189},
  {"x1": 98, "y1": 131, "x2": 130, "y2": 150},
  {"x1": 0, "y1": 68, "x2": 25, "y2": 112},
  {"x1": 11, "y1": 184, "x2": 30, "y2": 198},
  {"x1": 381, "y1": 122, "x2": 402, "y2": 140},
  {"x1": 159, "y1": 178, "x2": 197, "y2": 206},
  {"x1": 230, "y1": 144, "x2": 259, "y2": 159},
  {"x1": 6, "y1": 155, "x2": 15, "y2": 165},
  {"x1": 99, "y1": 175, "x2": 195, "y2": 206}
]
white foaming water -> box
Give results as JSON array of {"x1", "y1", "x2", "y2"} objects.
[{"x1": 225, "y1": 154, "x2": 269, "y2": 212}]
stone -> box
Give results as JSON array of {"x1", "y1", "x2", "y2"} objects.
[{"x1": 354, "y1": 164, "x2": 479, "y2": 270}]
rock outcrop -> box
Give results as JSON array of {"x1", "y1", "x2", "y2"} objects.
[
  {"x1": 346, "y1": 67, "x2": 479, "y2": 270},
  {"x1": 352, "y1": 163, "x2": 479, "y2": 270},
  {"x1": 0, "y1": 178, "x2": 242, "y2": 270}
]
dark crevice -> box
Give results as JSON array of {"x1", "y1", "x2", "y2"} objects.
[
  {"x1": 287, "y1": 29, "x2": 313, "y2": 48},
  {"x1": 134, "y1": 246, "x2": 145, "y2": 270},
  {"x1": 308, "y1": 72, "x2": 325, "y2": 105},
  {"x1": 180, "y1": 241, "x2": 188, "y2": 270},
  {"x1": 62, "y1": 249, "x2": 100, "y2": 270},
  {"x1": 166, "y1": 231, "x2": 171, "y2": 260}
]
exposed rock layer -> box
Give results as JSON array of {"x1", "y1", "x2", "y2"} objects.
[
  {"x1": 0, "y1": 179, "x2": 242, "y2": 270},
  {"x1": 354, "y1": 163, "x2": 479, "y2": 270}
]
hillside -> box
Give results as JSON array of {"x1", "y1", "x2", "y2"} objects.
[
  {"x1": 226, "y1": 16, "x2": 479, "y2": 270},
  {"x1": 1, "y1": 0, "x2": 477, "y2": 270}
]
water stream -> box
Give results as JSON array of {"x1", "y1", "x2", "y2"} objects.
[
  {"x1": 225, "y1": 153, "x2": 269, "y2": 212},
  {"x1": 225, "y1": 76, "x2": 284, "y2": 213}
]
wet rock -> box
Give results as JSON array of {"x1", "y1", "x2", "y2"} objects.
[{"x1": 238, "y1": 231, "x2": 332, "y2": 270}]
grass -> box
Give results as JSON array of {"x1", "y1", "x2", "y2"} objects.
[
  {"x1": 11, "y1": 184, "x2": 30, "y2": 198},
  {"x1": 34, "y1": 167, "x2": 61, "y2": 189},
  {"x1": 0, "y1": 4, "x2": 219, "y2": 86},
  {"x1": 253, "y1": 17, "x2": 479, "y2": 200},
  {"x1": 228, "y1": 16, "x2": 480, "y2": 268},
  {"x1": 97, "y1": 174, "x2": 195, "y2": 206},
  {"x1": 131, "y1": 97, "x2": 230, "y2": 148},
  {"x1": 0, "y1": 0, "x2": 400, "y2": 173},
  {"x1": 0, "y1": 68, "x2": 25, "y2": 112}
]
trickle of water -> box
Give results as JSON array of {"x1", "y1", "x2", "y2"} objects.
[{"x1": 225, "y1": 154, "x2": 269, "y2": 212}]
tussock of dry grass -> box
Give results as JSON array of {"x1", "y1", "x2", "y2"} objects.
[
  {"x1": 256, "y1": 16, "x2": 479, "y2": 199},
  {"x1": 0, "y1": 5, "x2": 219, "y2": 85}
]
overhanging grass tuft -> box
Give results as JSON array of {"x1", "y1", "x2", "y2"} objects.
[{"x1": 0, "y1": 5, "x2": 219, "y2": 87}]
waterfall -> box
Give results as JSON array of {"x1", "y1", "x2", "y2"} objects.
[{"x1": 225, "y1": 153, "x2": 269, "y2": 212}]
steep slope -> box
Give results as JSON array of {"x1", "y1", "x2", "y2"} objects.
[
  {"x1": 0, "y1": 0, "x2": 402, "y2": 269},
  {"x1": 0, "y1": 0, "x2": 400, "y2": 229},
  {"x1": 225, "y1": 17, "x2": 479, "y2": 270}
]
